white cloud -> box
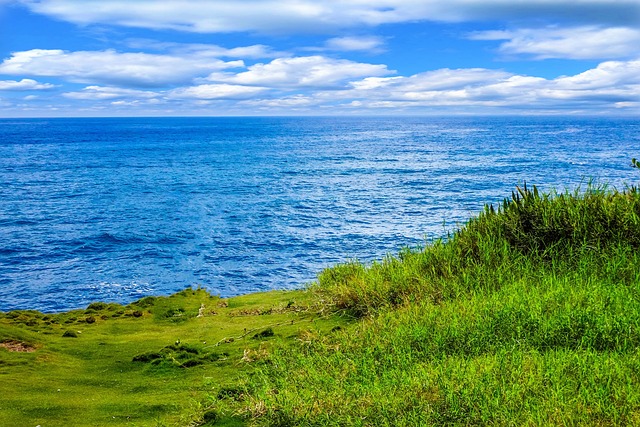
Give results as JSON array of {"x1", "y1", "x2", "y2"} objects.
[
  {"x1": 207, "y1": 56, "x2": 393, "y2": 88},
  {"x1": 63, "y1": 82, "x2": 271, "y2": 102},
  {"x1": 324, "y1": 36, "x2": 385, "y2": 52},
  {"x1": 63, "y1": 85, "x2": 159, "y2": 100},
  {"x1": 109, "y1": 98, "x2": 163, "y2": 107},
  {"x1": 334, "y1": 68, "x2": 520, "y2": 106},
  {"x1": 390, "y1": 68, "x2": 513, "y2": 91},
  {"x1": 316, "y1": 59, "x2": 640, "y2": 111},
  {"x1": 0, "y1": 78, "x2": 56, "y2": 90},
  {"x1": 191, "y1": 45, "x2": 277, "y2": 59},
  {"x1": 2, "y1": 44, "x2": 638, "y2": 114},
  {"x1": 124, "y1": 39, "x2": 279, "y2": 59},
  {"x1": 552, "y1": 59, "x2": 640, "y2": 96},
  {"x1": 0, "y1": 49, "x2": 244, "y2": 87},
  {"x1": 168, "y1": 84, "x2": 268, "y2": 100},
  {"x1": 470, "y1": 26, "x2": 640, "y2": 59},
  {"x1": 349, "y1": 76, "x2": 404, "y2": 90},
  {"x1": 17, "y1": 0, "x2": 640, "y2": 33},
  {"x1": 241, "y1": 95, "x2": 316, "y2": 108},
  {"x1": 110, "y1": 100, "x2": 140, "y2": 106}
]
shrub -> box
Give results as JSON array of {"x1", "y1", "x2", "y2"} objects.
[
  {"x1": 314, "y1": 184, "x2": 640, "y2": 317},
  {"x1": 202, "y1": 409, "x2": 218, "y2": 423},
  {"x1": 86, "y1": 302, "x2": 108, "y2": 311},
  {"x1": 132, "y1": 352, "x2": 163, "y2": 363},
  {"x1": 132, "y1": 343, "x2": 219, "y2": 368},
  {"x1": 132, "y1": 296, "x2": 157, "y2": 308},
  {"x1": 252, "y1": 328, "x2": 275, "y2": 339}
]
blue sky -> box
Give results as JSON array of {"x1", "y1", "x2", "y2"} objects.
[{"x1": 0, "y1": 0, "x2": 638, "y2": 117}]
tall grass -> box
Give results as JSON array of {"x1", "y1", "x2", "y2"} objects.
[
  {"x1": 313, "y1": 184, "x2": 640, "y2": 316},
  {"x1": 240, "y1": 184, "x2": 640, "y2": 426}
]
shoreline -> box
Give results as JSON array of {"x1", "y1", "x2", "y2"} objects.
[{"x1": 3, "y1": 184, "x2": 640, "y2": 426}]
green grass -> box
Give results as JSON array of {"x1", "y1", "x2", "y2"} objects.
[
  {"x1": 3, "y1": 183, "x2": 640, "y2": 426},
  {"x1": 239, "y1": 184, "x2": 640, "y2": 426},
  {"x1": 0, "y1": 288, "x2": 347, "y2": 426}
]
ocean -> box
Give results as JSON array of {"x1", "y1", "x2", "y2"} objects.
[{"x1": 0, "y1": 116, "x2": 638, "y2": 312}]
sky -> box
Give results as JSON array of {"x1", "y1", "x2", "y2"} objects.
[{"x1": 0, "y1": 0, "x2": 639, "y2": 117}]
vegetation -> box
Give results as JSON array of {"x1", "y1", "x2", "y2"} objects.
[
  {"x1": 0, "y1": 288, "x2": 346, "y2": 426},
  {"x1": 2, "y1": 181, "x2": 640, "y2": 426},
  {"x1": 241, "y1": 183, "x2": 640, "y2": 426}
]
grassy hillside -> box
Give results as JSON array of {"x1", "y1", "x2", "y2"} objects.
[
  {"x1": 240, "y1": 183, "x2": 640, "y2": 426},
  {"x1": 0, "y1": 289, "x2": 347, "y2": 426},
  {"x1": 2, "y1": 183, "x2": 640, "y2": 426}
]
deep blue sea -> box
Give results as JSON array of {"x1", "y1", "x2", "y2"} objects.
[{"x1": 0, "y1": 116, "x2": 638, "y2": 312}]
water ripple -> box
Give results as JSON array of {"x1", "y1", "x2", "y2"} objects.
[{"x1": 0, "y1": 116, "x2": 638, "y2": 312}]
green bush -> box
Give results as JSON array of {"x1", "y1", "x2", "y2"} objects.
[
  {"x1": 86, "y1": 302, "x2": 108, "y2": 311},
  {"x1": 252, "y1": 328, "x2": 275, "y2": 340},
  {"x1": 314, "y1": 184, "x2": 640, "y2": 317},
  {"x1": 62, "y1": 330, "x2": 78, "y2": 338},
  {"x1": 132, "y1": 343, "x2": 220, "y2": 369}
]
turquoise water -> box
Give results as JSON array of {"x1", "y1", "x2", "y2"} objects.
[{"x1": 0, "y1": 116, "x2": 638, "y2": 311}]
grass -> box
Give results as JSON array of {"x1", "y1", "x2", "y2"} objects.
[
  {"x1": 0, "y1": 288, "x2": 348, "y2": 426},
  {"x1": 239, "y1": 183, "x2": 640, "y2": 426},
  {"x1": 2, "y1": 182, "x2": 640, "y2": 426}
]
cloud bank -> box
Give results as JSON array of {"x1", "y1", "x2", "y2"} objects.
[
  {"x1": 1, "y1": 1, "x2": 638, "y2": 116},
  {"x1": 3, "y1": 45, "x2": 636, "y2": 115},
  {"x1": 470, "y1": 26, "x2": 640, "y2": 60},
  {"x1": 334, "y1": 60, "x2": 640, "y2": 112},
  {"x1": 17, "y1": 0, "x2": 640, "y2": 33},
  {"x1": 0, "y1": 49, "x2": 244, "y2": 87}
]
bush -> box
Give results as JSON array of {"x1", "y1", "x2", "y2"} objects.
[
  {"x1": 252, "y1": 328, "x2": 275, "y2": 339},
  {"x1": 132, "y1": 296, "x2": 157, "y2": 308},
  {"x1": 314, "y1": 184, "x2": 640, "y2": 317},
  {"x1": 86, "y1": 302, "x2": 108, "y2": 311},
  {"x1": 132, "y1": 343, "x2": 219, "y2": 368},
  {"x1": 202, "y1": 409, "x2": 218, "y2": 423}
]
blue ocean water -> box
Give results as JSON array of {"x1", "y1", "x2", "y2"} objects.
[{"x1": 0, "y1": 116, "x2": 638, "y2": 312}]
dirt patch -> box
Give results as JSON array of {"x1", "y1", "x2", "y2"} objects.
[{"x1": 0, "y1": 340, "x2": 37, "y2": 352}]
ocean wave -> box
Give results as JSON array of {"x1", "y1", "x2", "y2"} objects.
[{"x1": 1, "y1": 116, "x2": 637, "y2": 311}]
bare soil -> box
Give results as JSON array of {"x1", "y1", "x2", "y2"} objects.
[{"x1": 0, "y1": 340, "x2": 36, "y2": 352}]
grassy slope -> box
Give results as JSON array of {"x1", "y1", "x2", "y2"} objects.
[
  {"x1": 0, "y1": 289, "x2": 347, "y2": 426},
  {"x1": 3, "y1": 184, "x2": 640, "y2": 426},
  {"x1": 240, "y1": 184, "x2": 640, "y2": 426}
]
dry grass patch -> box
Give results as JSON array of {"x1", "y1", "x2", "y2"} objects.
[{"x1": 0, "y1": 340, "x2": 37, "y2": 352}]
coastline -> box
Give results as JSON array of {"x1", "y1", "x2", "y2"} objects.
[{"x1": 3, "y1": 183, "x2": 640, "y2": 426}]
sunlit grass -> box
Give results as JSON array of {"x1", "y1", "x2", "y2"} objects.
[
  {"x1": 241, "y1": 184, "x2": 640, "y2": 426},
  {"x1": 0, "y1": 288, "x2": 346, "y2": 426}
]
